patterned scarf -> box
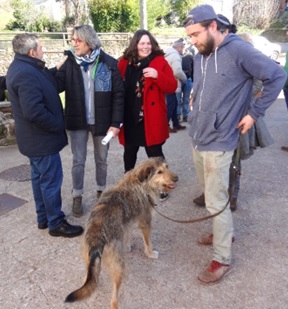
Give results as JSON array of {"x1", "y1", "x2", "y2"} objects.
[{"x1": 71, "y1": 48, "x2": 100, "y2": 72}]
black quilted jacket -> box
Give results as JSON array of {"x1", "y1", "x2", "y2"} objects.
[{"x1": 55, "y1": 49, "x2": 124, "y2": 136}]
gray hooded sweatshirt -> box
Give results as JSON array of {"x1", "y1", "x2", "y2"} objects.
[
  {"x1": 188, "y1": 33, "x2": 287, "y2": 151},
  {"x1": 165, "y1": 47, "x2": 187, "y2": 92}
]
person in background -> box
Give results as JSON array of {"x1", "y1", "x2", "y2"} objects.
[
  {"x1": 177, "y1": 46, "x2": 194, "y2": 122},
  {"x1": 6, "y1": 33, "x2": 83, "y2": 238},
  {"x1": 281, "y1": 30, "x2": 288, "y2": 152},
  {"x1": 184, "y1": 5, "x2": 286, "y2": 284},
  {"x1": 117, "y1": 29, "x2": 177, "y2": 201},
  {"x1": 0, "y1": 76, "x2": 6, "y2": 101},
  {"x1": 55, "y1": 25, "x2": 124, "y2": 217},
  {"x1": 164, "y1": 39, "x2": 187, "y2": 132}
]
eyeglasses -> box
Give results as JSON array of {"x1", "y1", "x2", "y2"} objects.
[{"x1": 71, "y1": 38, "x2": 83, "y2": 45}]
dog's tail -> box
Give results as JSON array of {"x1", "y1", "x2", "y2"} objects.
[{"x1": 65, "y1": 248, "x2": 102, "y2": 303}]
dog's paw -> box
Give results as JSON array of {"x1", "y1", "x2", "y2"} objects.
[{"x1": 146, "y1": 250, "x2": 159, "y2": 259}]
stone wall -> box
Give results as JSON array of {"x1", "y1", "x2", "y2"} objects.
[
  {"x1": 0, "y1": 32, "x2": 133, "y2": 75},
  {"x1": 0, "y1": 102, "x2": 15, "y2": 146}
]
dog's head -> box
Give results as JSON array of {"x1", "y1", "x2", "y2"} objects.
[{"x1": 137, "y1": 158, "x2": 177, "y2": 193}]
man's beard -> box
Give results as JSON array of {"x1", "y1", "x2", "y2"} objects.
[{"x1": 197, "y1": 34, "x2": 214, "y2": 56}]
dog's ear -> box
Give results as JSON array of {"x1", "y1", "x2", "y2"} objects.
[{"x1": 138, "y1": 166, "x2": 155, "y2": 182}]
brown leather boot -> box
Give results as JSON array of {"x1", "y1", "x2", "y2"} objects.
[{"x1": 72, "y1": 196, "x2": 83, "y2": 217}]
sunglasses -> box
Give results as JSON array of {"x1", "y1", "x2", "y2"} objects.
[{"x1": 71, "y1": 38, "x2": 83, "y2": 44}]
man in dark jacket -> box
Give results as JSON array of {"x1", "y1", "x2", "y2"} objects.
[
  {"x1": 6, "y1": 33, "x2": 83, "y2": 238},
  {"x1": 55, "y1": 25, "x2": 124, "y2": 217}
]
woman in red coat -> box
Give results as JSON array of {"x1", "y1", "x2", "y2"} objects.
[{"x1": 118, "y1": 30, "x2": 177, "y2": 199}]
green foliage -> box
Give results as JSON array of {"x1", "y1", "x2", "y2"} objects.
[
  {"x1": 146, "y1": 0, "x2": 170, "y2": 29},
  {"x1": 168, "y1": 0, "x2": 201, "y2": 25},
  {"x1": 89, "y1": 0, "x2": 138, "y2": 32},
  {"x1": 62, "y1": 16, "x2": 76, "y2": 28},
  {"x1": 5, "y1": 0, "x2": 63, "y2": 32},
  {"x1": 7, "y1": 0, "x2": 36, "y2": 31}
]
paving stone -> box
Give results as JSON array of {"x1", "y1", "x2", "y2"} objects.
[
  {"x1": 0, "y1": 193, "x2": 27, "y2": 216},
  {"x1": 0, "y1": 164, "x2": 31, "y2": 182}
]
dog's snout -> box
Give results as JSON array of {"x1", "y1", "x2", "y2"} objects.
[{"x1": 173, "y1": 175, "x2": 179, "y2": 182}]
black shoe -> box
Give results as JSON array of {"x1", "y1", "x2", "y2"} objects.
[
  {"x1": 169, "y1": 127, "x2": 177, "y2": 133},
  {"x1": 193, "y1": 193, "x2": 206, "y2": 207},
  {"x1": 49, "y1": 220, "x2": 84, "y2": 238},
  {"x1": 182, "y1": 116, "x2": 188, "y2": 122},
  {"x1": 38, "y1": 222, "x2": 48, "y2": 230},
  {"x1": 174, "y1": 124, "x2": 186, "y2": 130}
]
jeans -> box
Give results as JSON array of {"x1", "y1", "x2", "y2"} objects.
[
  {"x1": 192, "y1": 148, "x2": 234, "y2": 264},
  {"x1": 166, "y1": 93, "x2": 179, "y2": 128},
  {"x1": 177, "y1": 78, "x2": 193, "y2": 118},
  {"x1": 29, "y1": 153, "x2": 65, "y2": 230},
  {"x1": 124, "y1": 143, "x2": 165, "y2": 172},
  {"x1": 69, "y1": 128, "x2": 109, "y2": 196}
]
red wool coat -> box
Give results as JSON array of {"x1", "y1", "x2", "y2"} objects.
[{"x1": 118, "y1": 55, "x2": 177, "y2": 146}]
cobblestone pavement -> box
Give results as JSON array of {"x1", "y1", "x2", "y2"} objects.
[{"x1": 0, "y1": 95, "x2": 288, "y2": 309}]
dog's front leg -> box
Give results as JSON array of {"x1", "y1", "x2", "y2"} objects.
[{"x1": 139, "y1": 222, "x2": 158, "y2": 259}]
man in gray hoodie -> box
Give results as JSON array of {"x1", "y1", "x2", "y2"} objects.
[{"x1": 184, "y1": 5, "x2": 287, "y2": 284}]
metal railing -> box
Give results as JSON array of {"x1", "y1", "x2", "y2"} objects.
[{"x1": 0, "y1": 32, "x2": 132, "y2": 50}]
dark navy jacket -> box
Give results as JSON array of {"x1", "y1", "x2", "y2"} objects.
[
  {"x1": 6, "y1": 54, "x2": 68, "y2": 157},
  {"x1": 55, "y1": 49, "x2": 124, "y2": 136}
]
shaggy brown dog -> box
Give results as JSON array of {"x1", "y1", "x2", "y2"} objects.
[{"x1": 65, "y1": 157, "x2": 177, "y2": 309}]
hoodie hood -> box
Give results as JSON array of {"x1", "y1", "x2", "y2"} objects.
[{"x1": 164, "y1": 47, "x2": 187, "y2": 92}]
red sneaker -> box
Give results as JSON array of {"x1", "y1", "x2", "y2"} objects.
[{"x1": 198, "y1": 260, "x2": 232, "y2": 284}]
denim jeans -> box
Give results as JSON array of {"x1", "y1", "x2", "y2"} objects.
[
  {"x1": 192, "y1": 148, "x2": 234, "y2": 264},
  {"x1": 29, "y1": 153, "x2": 65, "y2": 230},
  {"x1": 166, "y1": 93, "x2": 179, "y2": 128},
  {"x1": 69, "y1": 128, "x2": 109, "y2": 196},
  {"x1": 179, "y1": 78, "x2": 193, "y2": 118}
]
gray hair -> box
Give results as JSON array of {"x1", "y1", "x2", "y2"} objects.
[
  {"x1": 12, "y1": 33, "x2": 39, "y2": 55},
  {"x1": 173, "y1": 38, "x2": 185, "y2": 48},
  {"x1": 72, "y1": 25, "x2": 101, "y2": 49}
]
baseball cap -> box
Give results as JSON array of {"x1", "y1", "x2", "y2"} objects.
[{"x1": 183, "y1": 4, "x2": 230, "y2": 27}]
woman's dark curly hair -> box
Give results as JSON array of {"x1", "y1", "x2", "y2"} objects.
[{"x1": 123, "y1": 29, "x2": 164, "y2": 63}]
